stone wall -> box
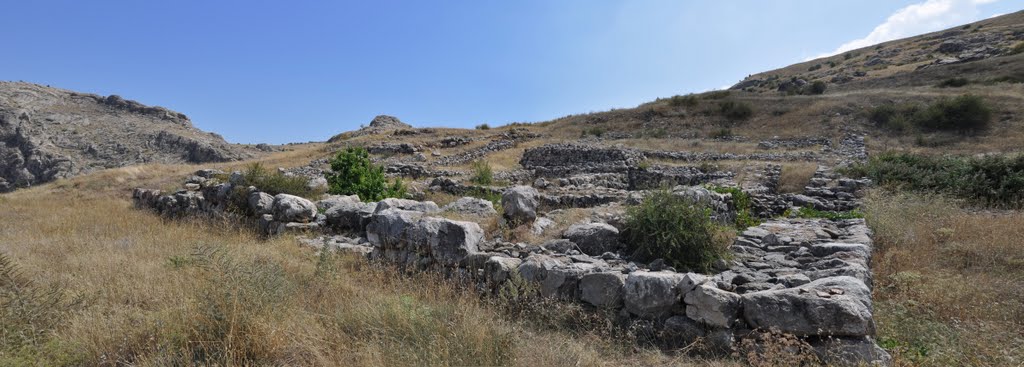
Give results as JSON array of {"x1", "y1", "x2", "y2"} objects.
[
  {"x1": 132, "y1": 169, "x2": 890, "y2": 366},
  {"x1": 520, "y1": 144, "x2": 644, "y2": 176}
]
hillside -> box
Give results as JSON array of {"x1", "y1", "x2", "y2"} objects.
[
  {"x1": 2, "y1": 10, "x2": 1024, "y2": 367},
  {"x1": 0, "y1": 82, "x2": 267, "y2": 192}
]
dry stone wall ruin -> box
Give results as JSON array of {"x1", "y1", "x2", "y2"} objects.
[{"x1": 133, "y1": 153, "x2": 891, "y2": 365}]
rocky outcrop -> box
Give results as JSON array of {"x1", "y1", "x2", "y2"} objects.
[{"x1": 0, "y1": 82, "x2": 254, "y2": 192}]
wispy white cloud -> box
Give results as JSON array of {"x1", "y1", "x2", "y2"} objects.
[{"x1": 809, "y1": 0, "x2": 1002, "y2": 60}]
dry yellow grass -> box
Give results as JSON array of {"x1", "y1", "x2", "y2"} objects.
[
  {"x1": 864, "y1": 191, "x2": 1024, "y2": 366},
  {"x1": 0, "y1": 165, "x2": 740, "y2": 366},
  {"x1": 777, "y1": 163, "x2": 818, "y2": 194}
]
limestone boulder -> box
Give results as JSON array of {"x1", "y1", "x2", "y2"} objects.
[
  {"x1": 742, "y1": 276, "x2": 874, "y2": 336},
  {"x1": 502, "y1": 186, "x2": 539, "y2": 225},
  {"x1": 563, "y1": 222, "x2": 620, "y2": 256},
  {"x1": 248, "y1": 191, "x2": 274, "y2": 215},
  {"x1": 684, "y1": 284, "x2": 742, "y2": 328},
  {"x1": 443, "y1": 197, "x2": 497, "y2": 216},
  {"x1": 271, "y1": 194, "x2": 317, "y2": 222},
  {"x1": 579, "y1": 272, "x2": 626, "y2": 308},
  {"x1": 623, "y1": 271, "x2": 686, "y2": 318}
]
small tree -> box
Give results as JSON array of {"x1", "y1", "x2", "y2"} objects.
[{"x1": 326, "y1": 147, "x2": 406, "y2": 201}]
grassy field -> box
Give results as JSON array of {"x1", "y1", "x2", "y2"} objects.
[{"x1": 865, "y1": 191, "x2": 1024, "y2": 366}]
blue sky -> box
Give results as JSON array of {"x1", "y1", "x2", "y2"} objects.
[{"x1": 2, "y1": 1, "x2": 1017, "y2": 144}]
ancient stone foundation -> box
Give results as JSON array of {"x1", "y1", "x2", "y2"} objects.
[{"x1": 133, "y1": 168, "x2": 891, "y2": 366}]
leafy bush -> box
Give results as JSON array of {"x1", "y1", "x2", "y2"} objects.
[
  {"x1": 708, "y1": 128, "x2": 733, "y2": 139},
  {"x1": 845, "y1": 152, "x2": 1024, "y2": 208},
  {"x1": 475, "y1": 123, "x2": 491, "y2": 130},
  {"x1": 621, "y1": 191, "x2": 730, "y2": 273},
  {"x1": 667, "y1": 94, "x2": 699, "y2": 107},
  {"x1": 327, "y1": 147, "x2": 406, "y2": 201},
  {"x1": 580, "y1": 126, "x2": 607, "y2": 138},
  {"x1": 719, "y1": 100, "x2": 753, "y2": 121},
  {"x1": 936, "y1": 78, "x2": 970, "y2": 88},
  {"x1": 470, "y1": 160, "x2": 494, "y2": 185},
  {"x1": 804, "y1": 81, "x2": 827, "y2": 95},
  {"x1": 867, "y1": 95, "x2": 991, "y2": 134},
  {"x1": 708, "y1": 186, "x2": 761, "y2": 229},
  {"x1": 914, "y1": 95, "x2": 991, "y2": 133},
  {"x1": 808, "y1": 64, "x2": 822, "y2": 71}
]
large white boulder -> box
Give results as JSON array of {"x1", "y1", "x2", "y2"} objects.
[{"x1": 271, "y1": 194, "x2": 318, "y2": 222}]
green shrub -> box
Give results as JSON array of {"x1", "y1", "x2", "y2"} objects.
[
  {"x1": 719, "y1": 100, "x2": 753, "y2": 121},
  {"x1": 469, "y1": 160, "x2": 494, "y2": 185},
  {"x1": 668, "y1": 94, "x2": 699, "y2": 107},
  {"x1": 790, "y1": 206, "x2": 864, "y2": 220},
  {"x1": 708, "y1": 128, "x2": 733, "y2": 139},
  {"x1": 867, "y1": 95, "x2": 991, "y2": 134},
  {"x1": 326, "y1": 147, "x2": 406, "y2": 201},
  {"x1": 581, "y1": 126, "x2": 607, "y2": 138},
  {"x1": 475, "y1": 123, "x2": 491, "y2": 130},
  {"x1": 868, "y1": 104, "x2": 916, "y2": 132},
  {"x1": 845, "y1": 152, "x2": 1024, "y2": 208},
  {"x1": 914, "y1": 95, "x2": 991, "y2": 133},
  {"x1": 708, "y1": 186, "x2": 761, "y2": 229},
  {"x1": 808, "y1": 64, "x2": 822, "y2": 71},
  {"x1": 621, "y1": 191, "x2": 730, "y2": 273},
  {"x1": 804, "y1": 81, "x2": 827, "y2": 95},
  {"x1": 936, "y1": 78, "x2": 970, "y2": 88}
]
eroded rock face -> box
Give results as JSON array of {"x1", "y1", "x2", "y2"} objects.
[{"x1": 0, "y1": 82, "x2": 253, "y2": 192}]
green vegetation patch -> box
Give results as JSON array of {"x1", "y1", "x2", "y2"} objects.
[
  {"x1": 868, "y1": 94, "x2": 991, "y2": 135},
  {"x1": 327, "y1": 147, "x2": 407, "y2": 201},
  {"x1": 621, "y1": 190, "x2": 731, "y2": 273},
  {"x1": 707, "y1": 185, "x2": 761, "y2": 229},
  {"x1": 718, "y1": 100, "x2": 753, "y2": 121},
  {"x1": 845, "y1": 152, "x2": 1024, "y2": 208},
  {"x1": 469, "y1": 159, "x2": 494, "y2": 185},
  {"x1": 787, "y1": 206, "x2": 864, "y2": 220}
]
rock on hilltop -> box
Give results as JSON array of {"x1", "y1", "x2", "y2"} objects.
[
  {"x1": 0, "y1": 82, "x2": 255, "y2": 192},
  {"x1": 328, "y1": 115, "x2": 413, "y2": 142}
]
